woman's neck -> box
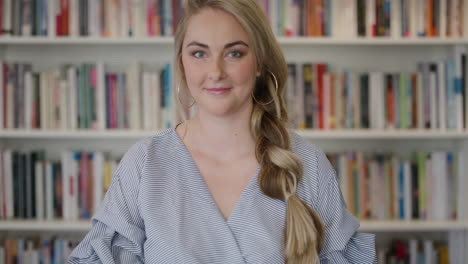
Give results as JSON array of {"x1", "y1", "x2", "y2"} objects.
[{"x1": 184, "y1": 107, "x2": 256, "y2": 163}]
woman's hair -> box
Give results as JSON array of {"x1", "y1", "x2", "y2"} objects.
[{"x1": 174, "y1": 1, "x2": 324, "y2": 262}]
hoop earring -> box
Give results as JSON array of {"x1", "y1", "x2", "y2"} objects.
[
  {"x1": 252, "y1": 70, "x2": 279, "y2": 106},
  {"x1": 177, "y1": 81, "x2": 195, "y2": 108}
]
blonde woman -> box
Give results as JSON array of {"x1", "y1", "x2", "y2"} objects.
[{"x1": 69, "y1": 0, "x2": 375, "y2": 263}]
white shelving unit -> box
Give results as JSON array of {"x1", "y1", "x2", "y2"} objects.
[
  {"x1": 2, "y1": 220, "x2": 467, "y2": 233},
  {"x1": 1, "y1": 35, "x2": 468, "y2": 263}
]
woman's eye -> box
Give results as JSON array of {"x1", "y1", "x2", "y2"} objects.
[
  {"x1": 192, "y1": 51, "x2": 205, "y2": 58},
  {"x1": 228, "y1": 51, "x2": 243, "y2": 58}
]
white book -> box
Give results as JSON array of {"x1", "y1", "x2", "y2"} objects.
[
  {"x1": 423, "y1": 240, "x2": 433, "y2": 264},
  {"x1": 3, "y1": 0, "x2": 12, "y2": 35},
  {"x1": 409, "y1": 239, "x2": 418, "y2": 264},
  {"x1": 390, "y1": 0, "x2": 401, "y2": 38},
  {"x1": 87, "y1": 0, "x2": 95, "y2": 36},
  {"x1": 333, "y1": 0, "x2": 343, "y2": 37},
  {"x1": 131, "y1": 0, "x2": 144, "y2": 37},
  {"x1": 67, "y1": 66, "x2": 77, "y2": 130},
  {"x1": 3, "y1": 149, "x2": 13, "y2": 218},
  {"x1": 45, "y1": 162, "x2": 53, "y2": 220},
  {"x1": 370, "y1": 72, "x2": 384, "y2": 129},
  {"x1": 96, "y1": 62, "x2": 106, "y2": 130},
  {"x1": 429, "y1": 71, "x2": 437, "y2": 130},
  {"x1": 452, "y1": 0, "x2": 461, "y2": 37},
  {"x1": 60, "y1": 80, "x2": 68, "y2": 130},
  {"x1": 121, "y1": 0, "x2": 130, "y2": 37},
  {"x1": 30, "y1": 250, "x2": 39, "y2": 264},
  {"x1": 343, "y1": 0, "x2": 357, "y2": 38},
  {"x1": 439, "y1": 0, "x2": 447, "y2": 38},
  {"x1": 433, "y1": 152, "x2": 448, "y2": 220},
  {"x1": 454, "y1": 45, "x2": 464, "y2": 131},
  {"x1": 323, "y1": 73, "x2": 330, "y2": 130},
  {"x1": 425, "y1": 156, "x2": 433, "y2": 219},
  {"x1": 366, "y1": 0, "x2": 375, "y2": 37},
  {"x1": 61, "y1": 151, "x2": 70, "y2": 220},
  {"x1": 71, "y1": 152, "x2": 79, "y2": 220},
  {"x1": 409, "y1": 0, "x2": 418, "y2": 37},
  {"x1": 110, "y1": 0, "x2": 119, "y2": 37},
  {"x1": 70, "y1": 0, "x2": 79, "y2": 37},
  {"x1": 40, "y1": 72, "x2": 49, "y2": 129},
  {"x1": 35, "y1": 161, "x2": 44, "y2": 220},
  {"x1": 417, "y1": 0, "x2": 425, "y2": 36},
  {"x1": 338, "y1": 154, "x2": 348, "y2": 206},
  {"x1": 437, "y1": 62, "x2": 446, "y2": 130},
  {"x1": 93, "y1": 152, "x2": 104, "y2": 213},
  {"x1": 48, "y1": 0, "x2": 57, "y2": 37}
]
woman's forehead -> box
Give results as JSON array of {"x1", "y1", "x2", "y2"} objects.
[{"x1": 183, "y1": 9, "x2": 251, "y2": 48}]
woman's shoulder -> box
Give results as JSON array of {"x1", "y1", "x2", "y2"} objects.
[
  {"x1": 289, "y1": 130, "x2": 338, "y2": 207},
  {"x1": 118, "y1": 127, "x2": 181, "y2": 171}
]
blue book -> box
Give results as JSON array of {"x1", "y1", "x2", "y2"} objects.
[{"x1": 398, "y1": 162, "x2": 405, "y2": 219}]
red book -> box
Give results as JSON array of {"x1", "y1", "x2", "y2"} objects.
[
  {"x1": 387, "y1": 76, "x2": 394, "y2": 127},
  {"x1": 110, "y1": 73, "x2": 117, "y2": 129},
  {"x1": 87, "y1": 153, "x2": 94, "y2": 214},
  {"x1": 61, "y1": 0, "x2": 69, "y2": 36},
  {"x1": 147, "y1": 0, "x2": 155, "y2": 36}
]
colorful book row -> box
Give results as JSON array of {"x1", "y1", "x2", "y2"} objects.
[
  {"x1": 0, "y1": 149, "x2": 120, "y2": 220},
  {"x1": 327, "y1": 151, "x2": 467, "y2": 221},
  {"x1": 0, "y1": 62, "x2": 176, "y2": 131}
]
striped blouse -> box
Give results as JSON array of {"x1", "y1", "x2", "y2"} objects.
[{"x1": 68, "y1": 127, "x2": 376, "y2": 263}]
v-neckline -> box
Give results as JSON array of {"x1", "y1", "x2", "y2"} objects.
[{"x1": 172, "y1": 125, "x2": 260, "y2": 223}]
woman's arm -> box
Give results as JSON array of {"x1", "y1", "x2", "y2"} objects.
[
  {"x1": 314, "y1": 150, "x2": 377, "y2": 264},
  {"x1": 68, "y1": 142, "x2": 147, "y2": 264}
]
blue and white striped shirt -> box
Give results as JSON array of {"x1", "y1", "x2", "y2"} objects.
[{"x1": 68, "y1": 127, "x2": 376, "y2": 263}]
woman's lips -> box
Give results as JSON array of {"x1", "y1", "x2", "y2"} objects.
[{"x1": 205, "y1": 87, "x2": 231, "y2": 95}]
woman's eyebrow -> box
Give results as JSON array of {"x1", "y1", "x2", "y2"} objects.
[{"x1": 186, "y1": 41, "x2": 249, "y2": 49}]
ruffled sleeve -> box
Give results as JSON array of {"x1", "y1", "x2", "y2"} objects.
[
  {"x1": 68, "y1": 142, "x2": 147, "y2": 264},
  {"x1": 315, "y1": 150, "x2": 377, "y2": 264}
]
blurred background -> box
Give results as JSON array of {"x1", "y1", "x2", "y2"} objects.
[{"x1": 0, "y1": 0, "x2": 467, "y2": 263}]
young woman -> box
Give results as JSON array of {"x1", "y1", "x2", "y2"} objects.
[{"x1": 69, "y1": 0, "x2": 376, "y2": 263}]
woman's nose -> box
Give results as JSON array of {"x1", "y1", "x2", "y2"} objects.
[{"x1": 207, "y1": 58, "x2": 225, "y2": 81}]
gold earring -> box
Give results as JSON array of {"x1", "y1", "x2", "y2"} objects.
[
  {"x1": 252, "y1": 70, "x2": 278, "y2": 106},
  {"x1": 177, "y1": 81, "x2": 195, "y2": 108}
]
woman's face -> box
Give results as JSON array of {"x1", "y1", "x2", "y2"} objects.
[{"x1": 181, "y1": 8, "x2": 260, "y2": 117}]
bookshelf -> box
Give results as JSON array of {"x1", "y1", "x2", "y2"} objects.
[
  {"x1": 3, "y1": 37, "x2": 468, "y2": 261},
  {"x1": 1, "y1": 0, "x2": 468, "y2": 263},
  {"x1": 2, "y1": 220, "x2": 468, "y2": 233}
]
